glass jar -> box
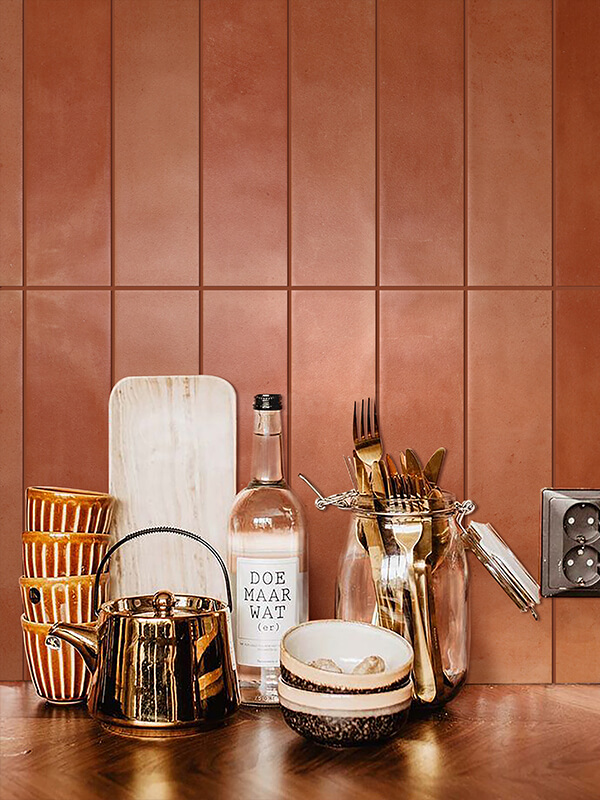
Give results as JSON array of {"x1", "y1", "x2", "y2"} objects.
[{"x1": 335, "y1": 494, "x2": 469, "y2": 709}]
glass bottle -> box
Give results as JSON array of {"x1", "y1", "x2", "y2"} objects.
[
  {"x1": 228, "y1": 394, "x2": 308, "y2": 705},
  {"x1": 335, "y1": 495, "x2": 469, "y2": 709}
]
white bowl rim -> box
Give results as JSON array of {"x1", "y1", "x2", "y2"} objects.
[
  {"x1": 281, "y1": 619, "x2": 413, "y2": 690},
  {"x1": 277, "y1": 677, "x2": 412, "y2": 712}
]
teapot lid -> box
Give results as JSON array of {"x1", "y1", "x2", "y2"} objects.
[{"x1": 102, "y1": 590, "x2": 228, "y2": 619}]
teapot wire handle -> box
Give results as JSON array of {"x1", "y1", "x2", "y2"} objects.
[{"x1": 92, "y1": 526, "x2": 233, "y2": 616}]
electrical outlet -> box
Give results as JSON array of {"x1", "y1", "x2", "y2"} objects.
[{"x1": 541, "y1": 488, "x2": 600, "y2": 597}]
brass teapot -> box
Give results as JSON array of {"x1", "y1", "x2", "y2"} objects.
[{"x1": 47, "y1": 527, "x2": 240, "y2": 736}]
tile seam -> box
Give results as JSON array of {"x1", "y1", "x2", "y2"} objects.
[
  {"x1": 3, "y1": 285, "x2": 579, "y2": 292},
  {"x1": 375, "y1": 0, "x2": 379, "y2": 406},
  {"x1": 199, "y1": 0, "x2": 203, "y2": 376},
  {"x1": 110, "y1": 0, "x2": 115, "y2": 389},
  {"x1": 551, "y1": 0, "x2": 556, "y2": 685},
  {"x1": 287, "y1": 0, "x2": 291, "y2": 478},
  {"x1": 21, "y1": 0, "x2": 26, "y2": 681},
  {"x1": 464, "y1": 0, "x2": 468, "y2": 510}
]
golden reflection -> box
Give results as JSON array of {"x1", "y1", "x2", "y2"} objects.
[
  {"x1": 129, "y1": 741, "x2": 178, "y2": 800},
  {"x1": 405, "y1": 724, "x2": 442, "y2": 782}
]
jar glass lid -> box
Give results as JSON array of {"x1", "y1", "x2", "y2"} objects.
[{"x1": 461, "y1": 521, "x2": 541, "y2": 618}]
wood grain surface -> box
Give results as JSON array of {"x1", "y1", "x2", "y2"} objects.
[
  {"x1": 108, "y1": 376, "x2": 235, "y2": 601},
  {"x1": 1, "y1": 683, "x2": 598, "y2": 800}
]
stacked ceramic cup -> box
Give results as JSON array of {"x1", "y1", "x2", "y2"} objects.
[{"x1": 20, "y1": 487, "x2": 114, "y2": 703}]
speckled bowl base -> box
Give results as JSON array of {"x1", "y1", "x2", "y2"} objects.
[{"x1": 281, "y1": 707, "x2": 409, "y2": 748}]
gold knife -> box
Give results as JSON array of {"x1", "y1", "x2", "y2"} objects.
[{"x1": 423, "y1": 447, "x2": 446, "y2": 486}]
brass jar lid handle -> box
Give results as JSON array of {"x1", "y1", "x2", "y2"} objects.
[{"x1": 152, "y1": 590, "x2": 175, "y2": 617}]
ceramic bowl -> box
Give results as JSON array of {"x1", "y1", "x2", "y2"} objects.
[
  {"x1": 22, "y1": 532, "x2": 109, "y2": 578},
  {"x1": 21, "y1": 616, "x2": 92, "y2": 704},
  {"x1": 20, "y1": 573, "x2": 109, "y2": 624},
  {"x1": 278, "y1": 678, "x2": 413, "y2": 747},
  {"x1": 280, "y1": 619, "x2": 414, "y2": 694},
  {"x1": 26, "y1": 486, "x2": 115, "y2": 534}
]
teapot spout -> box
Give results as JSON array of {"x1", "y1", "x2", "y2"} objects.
[{"x1": 46, "y1": 622, "x2": 98, "y2": 673}]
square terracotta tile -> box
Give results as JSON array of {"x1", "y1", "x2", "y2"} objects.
[
  {"x1": 555, "y1": 289, "x2": 600, "y2": 681},
  {"x1": 25, "y1": 291, "x2": 111, "y2": 491},
  {"x1": 467, "y1": 0, "x2": 552, "y2": 285},
  {"x1": 555, "y1": 0, "x2": 600, "y2": 286},
  {"x1": 25, "y1": 0, "x2": 110, "y2": 285},
  {"x1": 379, "y1": 0, "x2": 463, "y2": 285},
  {"x1": 0, "y1": 292, "x2": 24, "y2": 679},
  {"x1": 290, "y1": 0, "x2": 375, "y2": 285},
  {"x1": 203, "y1": 290, "x2": 288, "y2": 490},
  {"x1": 113, "y1": 290, "x2": 200, "y2": 383},
  {"x1": 468, "y1": 290, "x2": 552, "y2": 682},
  {"x1": 0, "y1": 0, "x2": 22, "y2": 286},
  {"x1": 291, "y1": 290, "x2": 375, "y2": 620},
  {"x1": 113, "y1": 0, "x2": 199, "y2": 285},
  {"x1": 379, "y1": 290, "x2": 464, "y2": 497},
  {"x1": 202, "y1": 0, "x2": 287, "y2": 286}
]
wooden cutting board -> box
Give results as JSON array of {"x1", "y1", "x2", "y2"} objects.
[{"x1": 108, "y1": 376, "x2": 236, "y2": 601}]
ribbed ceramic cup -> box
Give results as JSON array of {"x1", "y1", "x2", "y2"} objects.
[
  {"x1": 22, "y1": 616, "x2": 92, "y2": 703},
  {"x1": 20, "y1": 573, "x2": 109, "y2": 624},
  {"x1": 22, "y1": 532, "x2": 109, "y2": 578},
  {"x1": 26, "y1": 486, "x2": 115, "y2": 534}
]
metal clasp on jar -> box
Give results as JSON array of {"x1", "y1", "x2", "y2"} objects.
[
  {"x1": 297, "y1": 474, "x2": 358, "y2": 510},
  {"x1": 454, "y1": 499, "x2": 477, "y2": 534}
]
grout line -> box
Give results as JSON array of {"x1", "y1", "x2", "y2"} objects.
[
  {"x1": 21, "y1": 288, "x2": 27, "y2": 682},
  {"x1": 287, "y1": 290, "x2": 292, "y2": 479},
  {"x1": 21, "y1": 0, "x2": 26, "y2": 681},
  {"x1": 199, "y1": 288, "x2": 203, "y2": 375},
  {"x1": 199, "y1": 0, "x2": 203, "y2": 292},
  {"x1": 463, "y1": 291, "x2": 468, "y2": 499},
  {"x1": 551, "y1": 0, "x2": 556, "y2": 685},
  {"x1": 374, "y1": 0, "x2": 379, "y2": 406},
  {"x1": 5, "y1": 284, "x2": 587, "y2": 292},
  {"x1": 463, "y1": 0, "x2": 468, "y2": 500},
  {"x1": 110, "y1": 0, "x2": 115, "y2": 389},
  {"x1": 199, "y1": 0, "x2": 203, "y2": 376},
  {"x1": 287, "y1": 0, "x2": 292, "y2": 293},
  {"x1": 287, "y1": 0, "x2": 292, "y2": 479},
  {"x1": 464, "y1": 0, "x2": 468, "y2": 290}
]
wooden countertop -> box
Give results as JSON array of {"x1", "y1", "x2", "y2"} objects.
[{"x1": 1, "y1": 682, "x2": 599, "y2": 800}]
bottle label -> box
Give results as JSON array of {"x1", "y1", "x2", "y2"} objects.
[{"x1": 235, "y1": 556, "x2": 299, "y2": 667}]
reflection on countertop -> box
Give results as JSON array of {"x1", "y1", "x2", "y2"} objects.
[{"x1": 1, "y1": 682, "x2": 599, "y2": 800}]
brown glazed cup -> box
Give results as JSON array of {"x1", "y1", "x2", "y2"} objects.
[
  {"x1": 22, "y1": 616, "x2": 92, "y2": 704},
  {"x1": 22, "y1": 532, "x2": 109, "y2": 578},
  {"x1": 26, "y1": 486, "x2": 115, "y2": 534},
  {"x1": 20, "y1": 574, "x2": 109, "y2": 624}
]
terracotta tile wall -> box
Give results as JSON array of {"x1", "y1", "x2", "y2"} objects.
[{"x1": 1, "y1": 0, "x2": 599, "y2": 684}]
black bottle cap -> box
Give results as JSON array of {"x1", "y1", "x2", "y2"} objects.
[{"x1": 253, "y1": 393, "x2": 283, "y2": 411}]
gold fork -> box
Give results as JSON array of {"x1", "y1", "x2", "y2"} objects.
[
  {"x1": 386, "y1": 455, "x2": 438, "y2": 703},
  {"x1": 353, "y1": 399, "x2": 383, "y2": 472},
  {"x1": 352, "y1": 453, "x2": 399, "y2": 630}
]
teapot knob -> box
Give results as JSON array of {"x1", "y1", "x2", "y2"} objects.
[{"x1": 152, "y1": 590, "x2": 176, "y2": 617}]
